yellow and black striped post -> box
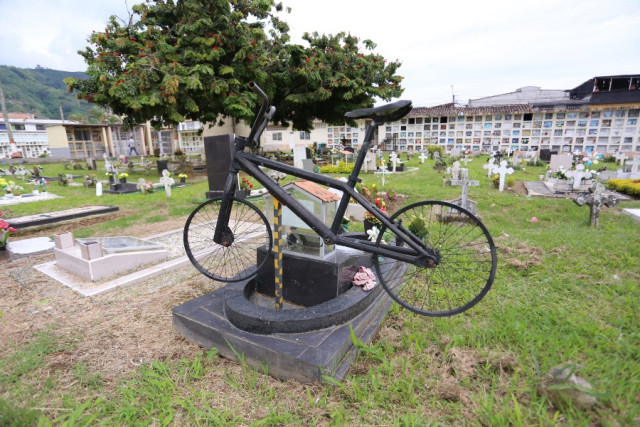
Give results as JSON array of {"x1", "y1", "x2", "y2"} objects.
[{"x1": 273, "y1": 198, "x2": 284, "y2": 309}]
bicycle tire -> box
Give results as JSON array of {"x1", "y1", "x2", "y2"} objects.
[
  {"x1": 373, "y1": 200, "x2": 497, "y2": 317},
  {"x1": 184, "y1": 197, "x2": 273, "y2": 282}
]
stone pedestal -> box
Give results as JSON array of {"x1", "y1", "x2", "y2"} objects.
[{"x1": 173, "y1": 245, "x2": 405, "y2": 382}]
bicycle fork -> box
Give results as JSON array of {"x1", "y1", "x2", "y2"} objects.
[{"x1": 213, "y1": 165, "x2": 240, "y2": 247}]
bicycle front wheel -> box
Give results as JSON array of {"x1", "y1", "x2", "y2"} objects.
[
  {"x1": 184, "y1": 197, "x2": 272, "y2": 282},
  {"x1": 374, "y1": 200, "x2": 497, "y2": 317}
]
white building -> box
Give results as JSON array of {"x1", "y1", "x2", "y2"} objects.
[
  {"x1": 0, "y1": 113, "x2": 72, "y2": 159},
  {"x1": 378, "y1": 75, "x2": 640, "y2": 155}
]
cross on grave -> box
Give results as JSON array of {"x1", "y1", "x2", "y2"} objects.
[
  {"x1": 574, "y1": 181, "x2": 619, "y2": 227},
  {"x1": 450, "y1": 168, "x2": 479, "y2": 213},
  {"x1": 462, "y1": 155, "x2": 473, "y2": 167},
  {"x1": 377, "y1": 164, "x2": 389, "y2": 186},
  {"x1": 483, "y1": 158, "x2": 496, "y2": 177},
  {"x1": 566, "y1": 164, "x2": 592, "y2": 190},
  {"x1": 492, "y1": 160, "x2": 514, "y2": 192},
  {"x1": 103, "y1": 153, "x2": 114, "y2": 173},
  {"x1": 419, "y1": 152, "x2": 428, "y2": 164},
  {"x1": 505, "y1": 147, "x2": 514, "y2": 157},
  {"x1": 160, "y1": 169, "x2": 174, "y2": 198},
  {"x1": 389, "y1": 151, "x2": 400, "y2": 172},
  {"x1": 613, "y1": 152, "x2": 627, "y2": 166}
]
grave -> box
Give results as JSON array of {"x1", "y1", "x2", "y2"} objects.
[
  {"x1": 6, "y1": 206, "x2": 119, "y2": 230},
  {"x1": 173, "y1": 180, "x2": 404, "y2": 382},
  {"x1": 6, "y1": 236, "x2": 55, "y2": 259},
  {"x1": 53, "y1": 232, "x2": 169, "y2": 281}
]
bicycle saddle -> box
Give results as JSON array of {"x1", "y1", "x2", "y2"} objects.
[{"x1": 344, "y1": 100, "x2": 412, "y2": 123}]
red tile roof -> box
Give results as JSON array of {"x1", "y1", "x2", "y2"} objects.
[{"x1": 407, "y1": 103, "x2": 532, "y2": 117}]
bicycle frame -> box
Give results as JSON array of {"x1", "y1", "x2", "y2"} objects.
[{"x1": 215, "y1": 123, "x2": 436, "y2": 267}]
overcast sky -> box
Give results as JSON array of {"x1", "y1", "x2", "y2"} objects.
[{"x1": 1, "y1": 0, "x2": 639, "y2": 106}]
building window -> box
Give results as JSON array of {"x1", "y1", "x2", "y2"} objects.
[
  {"x1": 272, "y1": 132, "x2": 282, "y2": 141},
  {"x1": 299, "y1": 131, "x2": 310, "y2": 140}
]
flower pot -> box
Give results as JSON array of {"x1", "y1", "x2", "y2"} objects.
[
  {"x1": 109, "y1": 175, "x2": 115, "y2": 184},
  {"x1": 180, "y1": 178, "x2": 186, "y2": 184},
  {"x1": 120, "y1": 178, "x2": 127, "y2": 184}
]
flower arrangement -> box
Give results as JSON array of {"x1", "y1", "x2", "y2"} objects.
[
  {"x1": 0, "y1": 211, "x2": 17, "y2": 249},
  {"x1": 136, "y1": 179, "x2": 155, "y2": 194},
  {"x1": 117, "y1": 172, "x2": 129, "y2": 179},
  {"x1": 178, "y1": 173, "x2": 188, "y2": 179},
  {"x1": 240, "y1": 176, "x2": 253, "y2": 191},
  {"x1": 386, "y1": 188, "x2": 397, "y2": 200},
  {"x1": 5, "y1": 182, "x2": 24, "y2": 196},
  {"x1": 365, "y1": 198, "x2": 387, "y2": 225},
  {"x1": 548, "y1": 168, "x2": 569, "y2": 180},
  {"x1": 0, "y1": 178, "x2": 8, "y2": 193}
]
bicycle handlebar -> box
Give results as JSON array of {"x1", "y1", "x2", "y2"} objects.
[{"x1": 247, "y1": 82, "x2": 272, "y2": 147}]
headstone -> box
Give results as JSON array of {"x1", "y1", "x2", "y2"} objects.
[
  {"x1": 574, "y1": 181, "x2": 619, "y2": 227},
  {"x1": 86, "y1": 157, "x2": 97, "y2": 170},
  {"x1": 433, "y1": 151, "x2": 440, "y2": 160},
  {"x1": 450, "y1": 168, "x2": 479, "y2": 213},
  {"x1": 419, "y1": 152, "x2": 428, "y2": 164},
  {"x1": 549, "y1": 154, "x2": 573, "y2": 171},
  {"x1": 204, "y1": 134, "x2": 234, "y2": 198},
  {"x1": 483, "y1": 158, "x2": 496, "y2": 177},
  {"x1": 492, "y1": 160, "x2": 514, "y2": 192},
  {"x1": 54, "y1": 232, "x2": 75, "y2": 249},
  {"x1": 293, "y1": 145, "x2": 307, "y2": 169},
  {"x1": 363, "y1": 152, "x2": 377, "y2": 172},
  {"x1": 450, "y1": 147, "x2": 461, "y2": 158},
  {"x1": 160, "y1": 169, "x2": 173, "y2": 198},
  {"x1": 96, "y1": 181, "x2": 103, "y2": 197},
  {"x1": 451, "y1": 161, "x2": 461, "y2": 180},
  {"x1": 301, "y1": 158, "x2": 315, "y2": 172}
]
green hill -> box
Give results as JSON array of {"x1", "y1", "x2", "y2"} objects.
[{"x1": 0, "y1": 65, "x2": 93, "y2": 119}]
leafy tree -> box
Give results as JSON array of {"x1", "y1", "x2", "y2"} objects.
[{"x1": 64, "y1": 0, "x2": 404, "y2": 131}]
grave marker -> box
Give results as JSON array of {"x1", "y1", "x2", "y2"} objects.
[
  {"x1": 566, "y1": 164, "x2": 592, "y2": 190},
  {"x1": 419, "y1": 152, "x2": 428, "y2": 164},
  {"x1": 549, "y1": 154, "x2": 573, "y2": 171},
  {"x1": 574, "y1": 181, "x2": 619, "y2": 227},
  {"x1": 160, "y1": 169, "x2": 173, "y2": 198},
  {"x1": 451, "y1": 161, "x2": 461, "y2": 180},
  {"x1": 492, "y1": 160, "x2": 514, "y2": 192},
  {"x1": 450, "y1": 168, "x2": 479, "y2": 213},
  {"x1": 483, "y1": 158, "x2": 496, "y2": 177},
  {"x1": 389, "y1": 151, "x2": 399, "y2": 172}
]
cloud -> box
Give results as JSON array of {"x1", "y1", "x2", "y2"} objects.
[{"x1": 0, "y1": 0, "x2": 638, "y2": 105}]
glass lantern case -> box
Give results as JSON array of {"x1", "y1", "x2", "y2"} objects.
[{"x1": 264, "y1": 181, "x2": 340, "y2": 259}]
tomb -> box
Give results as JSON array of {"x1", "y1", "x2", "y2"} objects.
[{"x1": 53, "y1": 232, "x2": 168, "y2": 281}]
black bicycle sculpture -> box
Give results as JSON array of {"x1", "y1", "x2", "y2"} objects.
[{"x1": 184, "y1": 82, "x2": 497, "y2": 317}]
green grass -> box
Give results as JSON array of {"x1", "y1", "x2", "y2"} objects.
[{"x1": 1, "y1": 155, "x2": 639, "y2": 424}]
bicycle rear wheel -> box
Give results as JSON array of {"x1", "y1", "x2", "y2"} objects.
[
  {"x1": 184, "y1": 197, "x2": 272, "y2": 282},
  {"x1": 374, "y1": 200, "x2": 497, "y2": 317}
]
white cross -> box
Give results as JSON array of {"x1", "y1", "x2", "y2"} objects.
[
  {"x1": 483, "y1": 158, "x2": 496, "y2": 177},
  {"x1": 492, "y1": 160, "x2": 514, "y2": 192},
  {"x1": 462, "y1": 155, "x2": 473, "y2": 167},
  {"x1": 450, "y1": 169, "x2": 479, "y2": 211},
  {"x1": 567, "y1": 164, "x2": 592, "y2": 190},
  {"x1": 419, "y1": 152, "x2": 428, "y2": 164},
  {"x1": 614, "y1": 152, "x2": 627, "y2": 166},
  {"x1": 389, "y1": 151, "x2": 399, "y2": 173},
  {"x1": 378, "y1": 165, "x2": 389, "y2": 186},
  {"x1": 160, "y1": 169, "x2": 174, "y2": 198}
]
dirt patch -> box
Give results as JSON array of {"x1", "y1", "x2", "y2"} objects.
[{"x1": 495, "y1": 236, "x2": 566, "y2": 270}]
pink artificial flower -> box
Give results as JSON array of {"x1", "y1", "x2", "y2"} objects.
[
  {"x1": 530, "y1": 216, "x2": 538, "y2": 224},
  {"x1": 8, "y1": 227, "x2": 17, "y2": 233}
]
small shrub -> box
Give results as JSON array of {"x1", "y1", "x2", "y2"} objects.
[
  {"x1": 320, "y1": 160, "x2": 354, "y2": 174},
  {"x1": 605, "y1": 179, "x2": 640, "y2": 196},
  {"x1": 506, "y1": 176, "x2": 516, "y2": 188}
]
